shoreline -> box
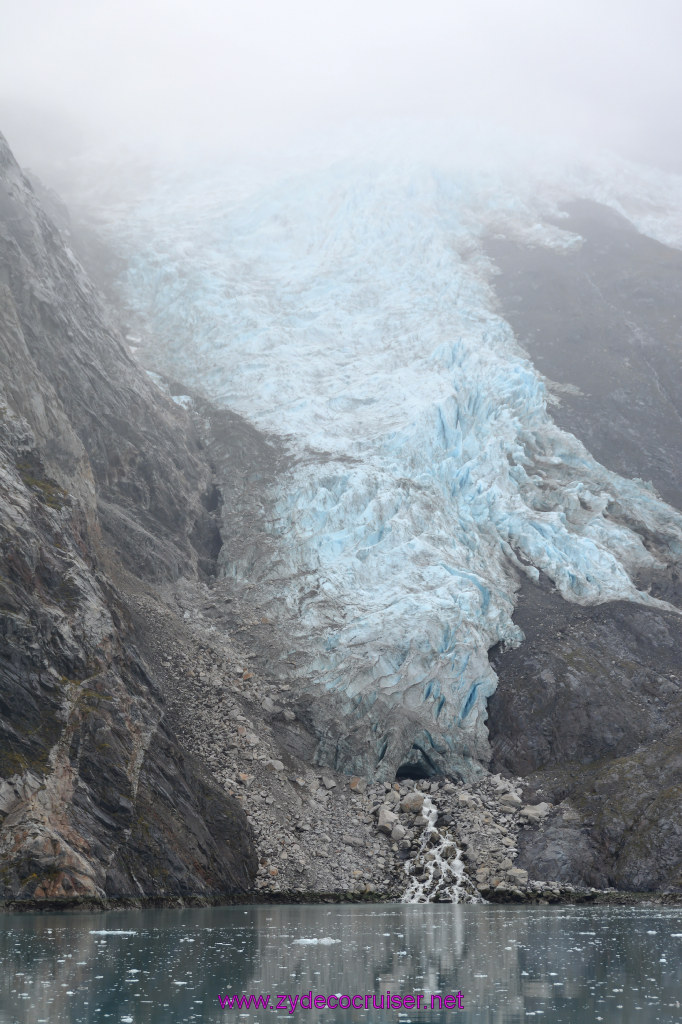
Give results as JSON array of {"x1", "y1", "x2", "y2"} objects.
[{"x1": 3, "y1": 888, "x2": 681, "y2": 914}]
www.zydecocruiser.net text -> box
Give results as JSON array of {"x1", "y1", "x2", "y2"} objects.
[{"x1": 217, "y1": 991, "x2": 464, "y2": 1012}]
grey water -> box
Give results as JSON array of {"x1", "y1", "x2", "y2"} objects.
[{"x1": 1, "y1": 903, "x2": 680, "y2": 1023}]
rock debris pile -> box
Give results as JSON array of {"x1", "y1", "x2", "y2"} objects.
[{"x1": 135, "y1": 579, "x2": 600, "y2": 903}]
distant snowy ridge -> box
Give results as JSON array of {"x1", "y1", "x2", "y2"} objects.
[{"x1": 103, "y1": 143, "x2": 682, "y2": 777}]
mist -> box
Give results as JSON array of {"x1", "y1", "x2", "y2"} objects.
[{"x1": 2, "y1": 0, "x2": 682, "y2": 172}]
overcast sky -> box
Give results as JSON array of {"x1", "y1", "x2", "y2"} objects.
[{"x1": 1, "y1": 0, "x2": 682, "y2": 169}]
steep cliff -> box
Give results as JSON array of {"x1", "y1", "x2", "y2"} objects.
[
  {"x1": 0, "y1": 130, "x2": 256, "y2": 905},
  {"x1": 487, "y1": 203, "x2": 682, "y2": 891}
]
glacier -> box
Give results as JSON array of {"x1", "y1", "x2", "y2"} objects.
[{"x1": 98, "y1": 137, "x2": 682, "y2": 779}]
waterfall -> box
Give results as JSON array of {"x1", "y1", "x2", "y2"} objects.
[{"x1": 401, "y1": 796, "x2": 485, "y2": 903}]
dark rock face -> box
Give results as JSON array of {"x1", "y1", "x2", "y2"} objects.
[
  {"x1": 487, "y1": 200, "x2": 682, "y2": 510},
  {"x1": 489, "y1": 579, "x2": 681, "y2": 776},
  {"x1": 0, "y1": 130, "x2": 256, "y2": 904},
  {"x1": 488, "y1": 578, "x2": 681, "y2": 890},
  {"x1": 486, "y1": 203, "x2": 682, "y2": 892}
]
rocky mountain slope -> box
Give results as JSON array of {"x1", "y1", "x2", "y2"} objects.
[
  {"x1": 1, "y1": 126, "x2": 680, "y2": 906},
  {"x1": 487, "y1": 203, "x2": 682, "y2": 891},
  {"x1": 0, "y1": 130, "x2": 255, "y2": 905}
]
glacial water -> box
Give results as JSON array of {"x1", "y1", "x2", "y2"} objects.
[{"x1": 1, "y1": 903, "x2": 680, "y2": 1023}]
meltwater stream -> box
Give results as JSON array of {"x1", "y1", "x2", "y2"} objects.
[
  {"x1": 101, "y1": 139, "x2": 682, "y2": 777},
  {"x1": 1, "y1": 904, "x2": 681, "y2": 1023},
  {"x1": 402, "y1": 797, "x2": 482, "y2": 904}
]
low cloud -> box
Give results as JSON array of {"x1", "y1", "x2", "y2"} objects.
[{"x1": 1, "y1": 0, "x2": 682, "y2": 169}]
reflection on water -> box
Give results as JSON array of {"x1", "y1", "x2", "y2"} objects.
[{"x1": 1, "y1": 903, "x2": 681, "y2": 1023}]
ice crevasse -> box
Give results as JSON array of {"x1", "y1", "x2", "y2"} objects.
[{"x1": 111, "y1": 155, "x2": 682, "y2": 779}]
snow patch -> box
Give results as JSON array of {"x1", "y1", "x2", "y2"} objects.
[{"x1": 171, "y1": 394, "x2": 192, "y2": 408}]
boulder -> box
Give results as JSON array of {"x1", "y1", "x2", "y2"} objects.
[
  {"x1": 520, "y1": 802, "x2": 552, "y2": 822},
  {"x1": 400, "y1": 791, "x2": 425, "y2": 814},
  {"x1": 378, "y1": 807, "x2": 398, "y2": 834},
  {"x1": 342, "y1": 834, "x2": 365, "y2": 848}
]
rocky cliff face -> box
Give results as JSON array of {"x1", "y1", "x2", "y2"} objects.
[
  {"x1": 0, "y1": 130, "x2": 256, "y2": 905},
  {"x1": 486, "y1": 203, "x2": 682, "y2": 892}
]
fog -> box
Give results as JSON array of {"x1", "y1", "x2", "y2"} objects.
[{"x1": 1, "y1": 0, "x2": 682, "y2": 172}]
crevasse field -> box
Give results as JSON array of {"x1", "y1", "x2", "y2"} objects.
[{"x1": 101, "y1": 130, "x2": 682, "y2": 777}]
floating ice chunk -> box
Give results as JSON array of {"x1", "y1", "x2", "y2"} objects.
[
  {"x1": 292, "y1": 937, "x2": 340, "y2": 945},
  {"x1": 89, "y1": 930, "x2": 138, "y2": 935}
]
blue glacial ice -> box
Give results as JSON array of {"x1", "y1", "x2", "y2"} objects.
[{"x1": 105, "y1": 148, "x2": 682, "y2": 777}]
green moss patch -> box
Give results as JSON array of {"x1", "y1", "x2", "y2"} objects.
[{"x1": 15, "y1": 455, "x2": 68, "y2": 510}]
